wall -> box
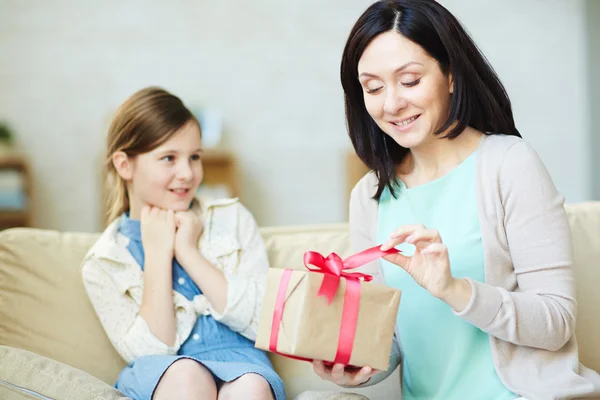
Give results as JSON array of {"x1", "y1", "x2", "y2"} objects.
[
  {"x1": 585, "y1": 0, "x2": 600, "y2": 200},
  {"x1": 0, "y1": 0, "x2": 592, "y2": 231}
]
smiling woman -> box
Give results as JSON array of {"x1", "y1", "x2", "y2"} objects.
[
  {"x1": 309, "y1": 1, "x2": 600, "y2": 399},
  {"x1": 340, "y1": 0, "x2": 520, "y2": 200}
]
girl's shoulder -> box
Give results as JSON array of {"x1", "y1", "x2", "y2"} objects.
[
  {"x1": 83, "y1": 218, "x2": 128, "y2": 264},
  {"x1": 198, "y1": 196, "x2": 240, "y2": 211},
  {"x1": 199, "y1": 196, "x2": 258, "y2": 233},
  {"x1": 199, "y1": 197, "x2": 261, "y2": 257}
]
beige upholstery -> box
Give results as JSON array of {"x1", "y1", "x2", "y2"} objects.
[
  {"x1": 0, "y1": 346, "x2": 127, "y2": 399},
  {"x1": 0, "y1": 229, "x2": 125, "y2": 385},
  {"x1": 565, "y1": 202, "x2": 600, "y2": 371},
  {"x1": 0, "y1": 203, "x2": 598, "y2": 399}
]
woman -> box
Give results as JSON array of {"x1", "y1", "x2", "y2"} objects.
[{"x1": 312, "y1": 1, "x2": 600, "y2": 399}]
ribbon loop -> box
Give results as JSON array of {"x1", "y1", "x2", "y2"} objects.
[{"x1": 303, "y1": 246, "x2": 399, "y2": 303}]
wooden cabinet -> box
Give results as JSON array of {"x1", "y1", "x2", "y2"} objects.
[
  {"x1": 346, "y1": 150, "x2": 370, "y2": 201},
  {"x1": 0, "y1": 151, "x2": 33, "y2": 229},
  {"x1": 196, "y1": 149, "x2": 239, "y2": 199}
]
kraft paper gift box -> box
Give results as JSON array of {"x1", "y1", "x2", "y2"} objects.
[{"x1": 255, "y1": 246, "x2": 401, "y2": 371}]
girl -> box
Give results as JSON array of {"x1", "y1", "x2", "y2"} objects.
[
  {"x1": 313, "y1": 1, "x2": 600, "y2": 399},
  {"x1": 82, "y1": 87, "x2": 285, "y2": 400}
]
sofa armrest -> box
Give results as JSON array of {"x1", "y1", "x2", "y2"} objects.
[{"x1": 0, "y1": 346, "x2": 129, "y2": 400}]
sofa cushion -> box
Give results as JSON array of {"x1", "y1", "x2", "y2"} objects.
[
  {"x1": 0, "y1": 383, "x2": 40, "y2": 400},
  {"x1": 0, "y1": 346, "x2": 128, "y2": 400},
  {"x1": 0, "y1": 229, "x2": 126, "y2": 385},
  {"x1": 565, "y1": 202, "x2": 600, "y2": 373}
]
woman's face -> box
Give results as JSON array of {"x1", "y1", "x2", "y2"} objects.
[{"x1": 357, "y1": 31, "x2": 454, "y2": 150}]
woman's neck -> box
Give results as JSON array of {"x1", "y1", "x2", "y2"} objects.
[{"x1": 399, "y1": 127, "x2": 483, "y2": 185}]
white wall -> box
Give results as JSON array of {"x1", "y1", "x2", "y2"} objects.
[
  {"x1": 585, "y1": 0, "x2": 600, "y2": 201},
  {"x1": 441, "y1": 0, "x2": 591, "y2": 203},
  {"x1": 0, "y1": 0, "x2": 592, "y2": 232}
]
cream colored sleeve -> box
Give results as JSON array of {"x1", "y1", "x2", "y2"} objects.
[
  {"x1": 208, "y1": 203, "x2": 269, "y2": 342},
  {"x1": 82, "y1": 260, "x2": 179, "y2": 363}
]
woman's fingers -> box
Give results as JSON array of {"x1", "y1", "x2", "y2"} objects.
[
  {"x1": 381, "y1": 225, "x2": 421, "y2": 250},
  {"x1": 382, "y1": 252, "x2": 411, "y2": 269},
  {"x1": 421, "y1": 242, "x2": 448, "y2": 256},
  {"x1": 390, "y1": 224, "x2": 426, "y2": 238},
  {"x1": 312, "y1": 360, "x2": 327, "y2": 379},
  {"x1": 351, "y1": 366, "x2": 377, "y2": 385},
  {"x1": 380, "y1": 236, "x2": 405, "y2": 251},
  {"x1": 311, "y1": 361, "x2": 376, "y2": 386},
  {"x1": 406, "y1": 228, "x2": 442, "y2": 249},
  {"x1": 381, "y1": 225, "x2": 442, "y2": 251},
  {"x1": 331, "y1": 363, "x2": 345, "y2": 381}
]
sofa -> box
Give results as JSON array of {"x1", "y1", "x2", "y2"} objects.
[{"x1": 0, "y1": 202, "x2": 599, "y2": 400}]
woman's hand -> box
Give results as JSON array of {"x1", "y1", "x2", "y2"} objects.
[
  {"x1": 380, "y1": 224, "x2": 471, "y2": 310},
  {"x1": 312, "y1": 361, "x2": 378, "y2": 386},
  {"x1": 141, "y1": 206, "x2": 176, "y2": 263},
  {"x1": 174, "y1": 210, "x2": 204, "y2": 263}
]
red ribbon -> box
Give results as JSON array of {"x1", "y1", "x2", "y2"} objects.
[{"x1": 269, "y1": 245, "x2": 399, "y2": 366}]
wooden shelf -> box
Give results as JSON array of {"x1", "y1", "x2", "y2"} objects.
[
  {"x1": 0, "y1": 153, "x2": 28, "y2": 168},
  {"x1": 0, "y1": 210, "x2": 29, "y2": 228},
  {"x1": 198, "y1": 149, "x2": 239, "y2": 198}
]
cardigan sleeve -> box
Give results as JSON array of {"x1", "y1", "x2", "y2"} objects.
[
  {"x1": 349, "y1": 172, "x2": 385, "y2": 284},
  {"x1": 456, "y1": 141, "x2": 577, "y2": 351}
]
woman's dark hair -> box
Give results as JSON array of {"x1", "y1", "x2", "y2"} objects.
[{"x1": 341, "y1": 0, "x2": 521, "y2": 199}]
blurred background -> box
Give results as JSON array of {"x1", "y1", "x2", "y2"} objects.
[{"x1": 0, "y1": 0, "x2": 598, "y2": 232}]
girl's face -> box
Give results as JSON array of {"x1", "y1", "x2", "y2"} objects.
[
  {"x1": 118, "y1": 121, "x2": 204, "y2": 219},
  {"x1": 357, "y1": 31, "x2": 454, "y2": 150}
]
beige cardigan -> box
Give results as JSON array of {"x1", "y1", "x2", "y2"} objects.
[{"x1": 350, "y1": 134, "x2": 600, "y2": 399}]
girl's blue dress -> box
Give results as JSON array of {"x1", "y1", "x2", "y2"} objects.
[{"x1": 114, "y1": 213, "x2": 285, "y2": 400}]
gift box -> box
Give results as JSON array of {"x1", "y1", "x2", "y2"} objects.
[{"x1": 255, "y1": 246, "x2": 401, "y2": 371}]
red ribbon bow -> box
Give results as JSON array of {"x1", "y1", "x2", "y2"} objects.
[
  {"x1": 304, "y1": 246, "x2": 394, "y2": 303},
  {"x1": 269, "y1": 245, "x2": 399, "y2": 366}
]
